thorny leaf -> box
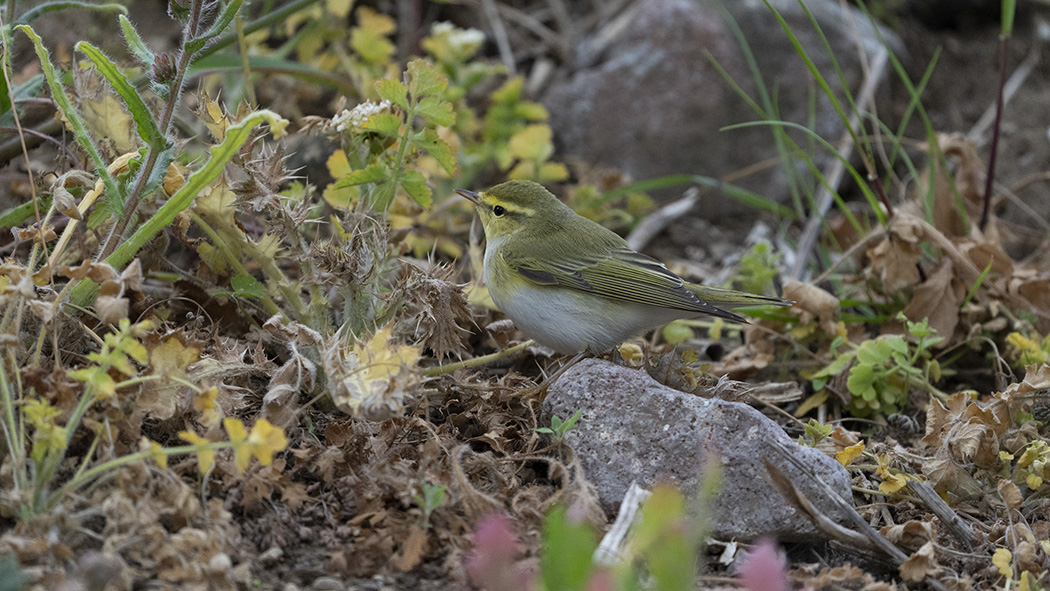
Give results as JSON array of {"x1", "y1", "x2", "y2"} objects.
[{"x1": 402, "y1": 265, "x2": 471, "y2": 358}]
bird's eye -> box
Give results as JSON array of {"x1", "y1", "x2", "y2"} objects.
[{"x1": 493, "y1": 205, "x2": 506, "y2": 217}]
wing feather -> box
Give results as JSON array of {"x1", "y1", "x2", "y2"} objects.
[{"x1": 504, "y1": 245, "x2": 725, "y2": 314}]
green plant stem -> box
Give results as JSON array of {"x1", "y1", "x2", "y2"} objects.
[
  {"x1": 189, "y1": 212, "x2": 285, "y2": 318},
  {"x1": 423, "y1": 340, "x2": 535, "y2": 377},
  {"x1": 31, "y1": 384, "x2": 96, "y2": 510},
  {"x1": 0, "y1": 352, "x2": 27, "y2": 493},
  {"x1": 51, "y1": 442, "x2": 229, "y2": 510},
  {"x1": 202, "y1": 0, "x2": 323, "y2": 58},
  {"x1": 99, "y1": 0, "x2": 211, "y2": 261}
]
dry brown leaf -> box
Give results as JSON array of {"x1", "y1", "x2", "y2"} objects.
[
  {"x1": 783, "y1": 279, "x2": 840, "y2": 335},
  {"x1": 882, "y1": 520, "x2": 935, "y2": 551},
  {"x1": 949, "y1": 422, "x2": 998, "y2": 468},
  {"x1": 867, "y1": 216, "x2": 924, "y2": 292},
  {"x1": 900, "y1": 259, "x2": 963, "y2": 345},
  {"x1": 998, "y1": 479, "x2": 1023, "y2": 511},
  {"x1": 899, "y1": 541, "x2": 940, "y2": 582}
]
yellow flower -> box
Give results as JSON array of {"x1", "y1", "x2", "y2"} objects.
[
  {"x1": 224, "y1": 418, "x2": 252, "y2": 472},
  {"x1": 224, "y1": 418, "x2": 288, "y2": 472},
  {"x1": 140, "y1": 437, "x2": 168, "y2": 470},
  {"x1": 178, "y1": 430, "x2": 215, "y2": 474},
  {"x1": 248, "y1": 419, "x2": 288, "y2": 466}
]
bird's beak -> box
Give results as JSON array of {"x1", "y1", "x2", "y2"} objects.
[{"x1": 455, "y1": 188, "x2": 481, "y2": 206}]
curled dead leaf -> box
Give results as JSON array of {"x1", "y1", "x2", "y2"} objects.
[
  {"x1": 899, "y1": 541, "x2": 940, "y2": 582},
  {"x1": 783, "y1": 279, "x2": 840, "y2": 336}
]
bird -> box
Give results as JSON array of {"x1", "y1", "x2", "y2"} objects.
[{"x1": 456, "y1": 180, "x2": 790, "y2": 354}]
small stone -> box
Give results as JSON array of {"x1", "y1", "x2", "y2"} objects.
[
  {"x1": 311, "y1": 576, "x2": 345, "y2": 591},
  {"x1": 259, "y1": 546, "x2": 284, "y2": 566}
]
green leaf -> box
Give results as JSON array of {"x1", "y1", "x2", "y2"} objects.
[
  {"x1": 415, "y1": 96, "x2": 454, "y2": 126},
  {"x1": 359, "y1": 113, "x2": 402, "y2": 136},
  {"x1": 13, "y1": 1, "x2": 126, "y2": 26},
  {"x1": 119, "y1": 15, "x2": 155, "y2": 67},
  {"x1": 847, "y1": 364, "x2": 877, "y2": 399},
  {"x1": 76, "y1": 42, "x2": 169, "y2": 152},
  {"x1": 231, "y1": 274, "x2": 266, "y2": 299},
  {"x1": 540, "y1": 505, "x2": 597, "y2": 591},
  {"x1": 406, "y1": 59, "x2": 447, "y2": 97},
  {"x1": 17, "y1": 25, "x2": 123, "y2": 208},
  {"x1": 189, "y1": 52, "x2": 357, "y2": 95},
  {"x1": 400, "y1": 170, "x2": 431, "y2": 207},
  {"x1": 416, "y1": 129, "x2": 456, "y2": 174},
  {"x1": 559, "y1": 409, "x2": 583, "y2": 434},
  {"x1": 812, "y1": 350, "x2": 855, "y2": 379},
  {"x1": 334, "y1": 164, "x2": 388, "y2": 187},
  {"x1": 375, "y1": 78, "x2": 409, "y2": 109}
]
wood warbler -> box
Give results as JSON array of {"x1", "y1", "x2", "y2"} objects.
[{"x1": 457, "y1": 180, "x2": 790, "y2": 354}]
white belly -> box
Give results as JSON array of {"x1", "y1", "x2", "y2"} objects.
[{"x1": 490, "y1": 282, "x2": 684, "y2": 354}]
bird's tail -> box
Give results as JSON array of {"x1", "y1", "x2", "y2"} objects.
[{"x1": 685, "y1": 284, "x2": 793, "y2": 308}]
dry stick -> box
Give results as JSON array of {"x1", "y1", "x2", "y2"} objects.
[
  {"x1": 791, "y1": 45, "x2": 888, "y2": 281},
  {"x1": 907, "y1": 480, "x2": 977, "y2": 551},
  {"x1": 480, "y1": 0, "x2": 517, "y2": 75},
  {"x1": 764, "y1": 439, "x2": 950, "y2": 591},
  {"x1": 625, "y1": 188, "x2": 698, "y2": 252}
]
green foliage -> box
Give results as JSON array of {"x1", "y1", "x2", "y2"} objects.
[
  {"x1": 535, "y1": 409, "x2": 582, "y2": 445},
  {"x1": 731, "y1": 241, "x2": 783, "y2": 295},
  {"x1": 1006, "y1": 332, "x2": 1050, "y2": 368},
  {"x1": 540, "y1": 505, "x2": 599, "y2": 591},
  {"x1": 812, "y1": 314, "x2": 945, "y2": 416},
  {"x1": 530, "y1": 484, "x2": 703, "y2": 591},
  {"x1": 332, "y1": 59, "x2": 457, "y2": 209},
  {"x1": 414, "y1": 481, "x2": 449, "y2": 528},
  {"x1": 799, "y1": 419, "x2": 835, "y2": 447}
]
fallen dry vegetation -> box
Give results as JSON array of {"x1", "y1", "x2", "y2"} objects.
[{"x1": 1, "y1": 1, "x2": 1049, "y2": 590}]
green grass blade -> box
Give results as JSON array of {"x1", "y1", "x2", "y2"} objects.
[
  {"x1": 13, "y1": 1, "x2": 125, "y2": 26},
  {"x1": 17, "y1": 25, "x2": 123, "y2": 206}
]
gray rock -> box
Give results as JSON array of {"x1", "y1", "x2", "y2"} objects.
[
  {"x1": 543, "y1": 0, "x2": 897, "y2": 217},
  {"x1": 543, "y1": 359, "x2": 853, "y2": 541}
]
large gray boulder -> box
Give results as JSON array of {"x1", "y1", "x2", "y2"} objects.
[{"x1": 543, "y1": 0, "x2": 896, "y2": 217}]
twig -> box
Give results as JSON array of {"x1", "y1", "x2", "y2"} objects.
[
  {"x1": 625, "y1": 187, "x2": 698, "y2": 252},
  {"x1": 480, "y1": 0, "x2": 517, "y2": 75},
  {"x1": 423, "y1": 339, "x2": 535, "y2": 376}
]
